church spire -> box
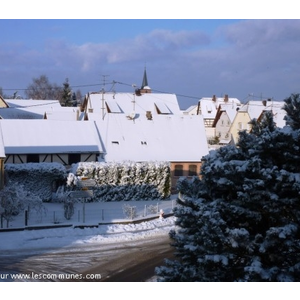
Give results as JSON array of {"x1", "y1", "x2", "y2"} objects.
[
  {"x1": 140, "y1": 67, "x2": 151, "y2": 94},
  {"x1": 141, "y1": 67, "x2": 148, "y2": 89}
]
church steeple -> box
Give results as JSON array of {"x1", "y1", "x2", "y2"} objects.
[
  {"x1": 140, "y1": 67, "x2": 151, "y2": 94},
  {"x1": 141, "y1": 68, "x2": 148, "y2": 89}
]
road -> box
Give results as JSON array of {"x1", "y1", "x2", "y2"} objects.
[{"x1": 0, "y1": 235, "x2": 175, "y2": 282}]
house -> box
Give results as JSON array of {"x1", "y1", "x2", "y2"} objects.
[
  {"x1": 81, "y1": 91, "x2": 182, "y2": 119},
  {"x1": 213, "y1": 101, "x2": 241, "y2": 145},
  {"x1": 0, "y1": 70, "x2": 210, "y2": 194},
  {"x1": 80, "y1": 68, "x2": 181, "y2": 118},
  {"x1": 196, "y1": 95, "x2": 241, "y2": 144},
  {"x1": 94, "y1": 112, "x2": 209, "y2": 193},
  {"x1": 0, "y1": 119, "x2": 103, "y2": 165},
  {"x1": 79, "y1": 69, "x2": 209, "y2": 192},
  {"x1": 229, "y1": 99, "x2": 286, "y2": 144}
]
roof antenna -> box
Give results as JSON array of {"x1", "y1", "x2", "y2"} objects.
[
  {"x1": 101, "y1": 75, "x2": 109, "y2": 92},
  {"x1": 100, "y1": 75, "x2": 109, "y2": 120}
]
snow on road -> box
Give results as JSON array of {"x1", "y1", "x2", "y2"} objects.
[{"x1": 0, "y1": 215, "x2": 176, "y2": 252}]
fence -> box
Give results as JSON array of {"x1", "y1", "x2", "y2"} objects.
[{"x1": 0, "y1": 199, "x2": 177, "y2": 230}]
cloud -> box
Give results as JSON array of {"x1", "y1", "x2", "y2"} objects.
[
  {"x1": 1, "y1": 21, "x2": 300, "y2": 107},
  {"x1": 220, "y1": 20, "x2": 300, "y2": 48}
]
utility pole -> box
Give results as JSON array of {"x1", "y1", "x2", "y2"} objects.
[{"x1": 101, "y1": 75, "x2": 109, "y2": 120}]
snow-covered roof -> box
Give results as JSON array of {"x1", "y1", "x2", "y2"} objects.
[
  {"x1": 220, "y1": 103, "x2": 239, "y2": 122},
  {"x1": 239, "y1": 100, "x2": 267, "y2": 119},
  {"x1": 272, "y1": 109, "x2": 286, "y2": 128},
  {"x1": 4, "y1": 99, "x2": 61, "y2": 108},
  {"x1": 44, "y1": 108, "x2": 84, "y2": 121},
  {"x1": 240, "y1": 100, "x2": 286, "y2": 125},
  {"x1": 95, "y1": 113, "x2": 209, "y2": 162},
  {"x1": 0, "y1": 108, "x2": 44, "y2": 119},
  {"x1": 85, "y1": 92, "x2": 181, "y2": 116},
  {"x1": 0, "y1": 99, "x2": 64, "y2": 119},
  {"x1": 183, "y1": 105, "x2": 198, "y2": 115},
  {"x1": 0, "y1": 120, "x2": 103, "y2": 154},
  {"x1": 262, "y1": 101, "x2": 286, "y2": 128},
  {"x1": 198, "y1": 96, "x2": 241, "y2": 119}
]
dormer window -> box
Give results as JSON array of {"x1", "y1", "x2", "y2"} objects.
[{"x1": 154, "y1": 102, "x2": 171, "y2": 114}]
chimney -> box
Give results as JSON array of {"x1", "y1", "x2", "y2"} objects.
[
  {"x1": 146, "y1": 111, "x2": 153, "y2": 120},
  {"x1": 262, "y1": 100, "x2": 267, "y2": 106},
  {"x1": 212, "y1": 95, "x2": 216, "y2": 102},
  {"x1": 224, "y1": 94, "x2": 229, "y2": 102},
  {"x1": 135, "y1": 88, "x2": 142, "y2": 96}
]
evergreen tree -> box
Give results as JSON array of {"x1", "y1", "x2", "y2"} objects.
[
  {"x1": 156, "y1": 96, "x2": 300, "y2": 282},
  {"x1": 61, "y1": 78, "x2": 72, "y2": 106},
  {"x1": 283, "y1": 93, "x2": 300, "y2": 130}
]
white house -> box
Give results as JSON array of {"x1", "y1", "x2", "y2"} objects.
[
  {"x1": 196, "y1": 95, "x2": 241, "y2": 144},
  {"x1": 0, "y1": 119, "x2": 103, "y2": 165},
  {"x1": 230, "y1": 99, "x2": 286, "y2": 144},
  {"x1": 213, "y1": 102, "x2": 241, "y2": 145},
  {"x1": 81, "y1": 91, "x2": 182, "y2": 119},
  {"x1": 94, "y1": 111, "x2": 209, "y2": 192}
]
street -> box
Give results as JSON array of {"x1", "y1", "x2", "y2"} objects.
[{"x1": 0, "y1": 235, "x2": 174, "y2": 282}]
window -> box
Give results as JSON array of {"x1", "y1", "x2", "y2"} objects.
[
  {"x1": 154, "y1": 102, "x2": 171, "y2": 114},
  {"x1": 27, "y1": 154, "x2": 39, "y2": 163},
  {"x1": 174, "y1": 165, "x2": 183, "y2": 176},
  {"x1": 105, "y1": 101, "x2": 122, "y2": 113},
  {"x1": 188, "y1": 165, "x2": 198, "y2": 176}
]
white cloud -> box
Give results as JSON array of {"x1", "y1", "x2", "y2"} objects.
[{"x1": 1, "y1": 20, "x2": 300, "y2": 107}]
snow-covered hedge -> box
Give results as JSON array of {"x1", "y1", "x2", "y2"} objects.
[
  {"x1": 5, "y1": 163, "x2": 67, "y2": 202},
  {"x1": 68, "y1": 161, "x2": 171, "y2": 201}
]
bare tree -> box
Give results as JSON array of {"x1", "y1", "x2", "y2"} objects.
[
  {"x1": 25, "y1": 75, "x2": 62, "y2": 100},
  {"x1": 0, "y1": 185, "x2": 45, "y2": 228}
]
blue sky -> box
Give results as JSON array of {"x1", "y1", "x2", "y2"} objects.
[{"x1": 1, "y1": 18, "x2": 300, "y2": 108}]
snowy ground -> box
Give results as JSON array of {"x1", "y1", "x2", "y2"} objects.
[
  {"x1": 0, "y1": 213, "x2": 176, "y2": 252},
  {"x1": 0, "y1": 197, "x2": 177, "y2": 285},
  {"x1": 1, "y1": 196, "x2": 294, "y2": 299}
]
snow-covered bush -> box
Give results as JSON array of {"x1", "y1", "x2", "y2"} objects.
[
  {"x1": 5, "y1": 163, "x2": 67, "y2": 202},
  {"x1": 0, "y1": 184, "x2": 45, "y2": 228},
  {"x1": 68, "y1": 161, "x2": 171, "y2": 201}
]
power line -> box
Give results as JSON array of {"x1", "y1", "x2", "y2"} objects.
[
  {"x1": 2, "y1": 83, "x2": 102, "y2": 91},
  {"x1": 3, "y1": 80, "x2": 273, "y2": 103}
]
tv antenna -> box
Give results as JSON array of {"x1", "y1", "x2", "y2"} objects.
[{"x1": 101, "y1": 75, "x2": 109, "y2": 92}]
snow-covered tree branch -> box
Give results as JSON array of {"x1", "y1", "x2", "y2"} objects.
[{"x1": 156, "y1": 95, "x2": 300, "y2": 282}]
